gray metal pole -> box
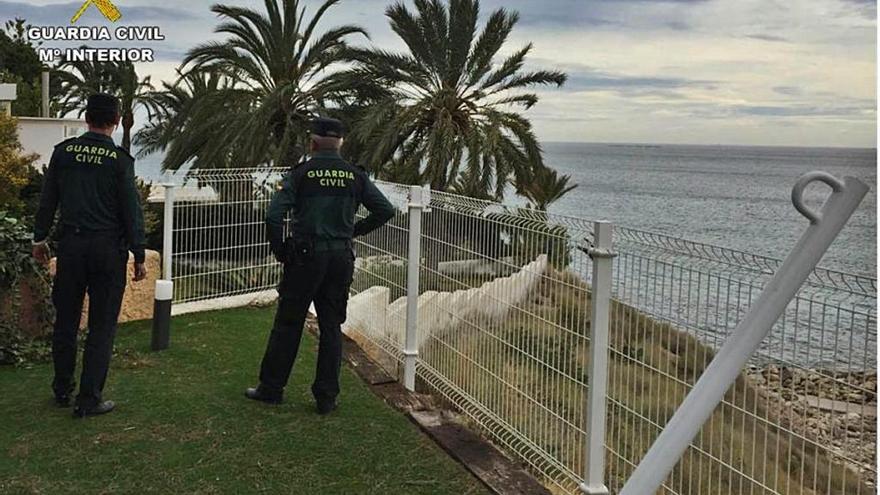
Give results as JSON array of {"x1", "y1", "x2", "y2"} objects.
[
  {"x1": 403, "y1": 185, "x2": 428, "y2": 391},
  {"x1": 580, "y1": 221, "x2": 615, "y2": 495},
  {"x1": 620, "y1": 172, "x2": 869, "y2": 495}
]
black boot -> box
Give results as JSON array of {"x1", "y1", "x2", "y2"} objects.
[
  {"x1": 54, "y1": 383, "x2": 75, "y2": 408},
  {"x1": 316, "y1": 400, "x2": 337, "y2": 415},
  {"x1": 245, "y1": 387, "x2": 283, "y2": 405},
  {"x1": 72, "y1": 400, "x2": 115, "y2": 418}
]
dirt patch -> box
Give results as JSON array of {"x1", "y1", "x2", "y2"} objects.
[
  {"x1": 7, "y1": 440, "x2": 30, "y2": 459},
  {"x1": 0, "y1": 475, "x2": 45, "y2": 494},
  {"x1": 113, "y1": 348, "x2": 156, "y2": 369}
]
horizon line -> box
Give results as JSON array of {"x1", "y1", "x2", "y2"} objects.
[{"x1": 540, "y1": 140, "x2": 878, "y2": 151}]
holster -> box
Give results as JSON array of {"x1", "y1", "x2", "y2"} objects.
[{"x1": 283, "y1": 236, "x2": 315, "y2": 265}]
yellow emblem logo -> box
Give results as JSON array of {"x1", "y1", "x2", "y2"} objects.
[{"x1": 71, "y1": 0, "x2": 122, "y2": 24}]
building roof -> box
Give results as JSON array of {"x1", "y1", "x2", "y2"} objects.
[{"x1": 17, "y1": 116, "x2": 86, "y2": 123}]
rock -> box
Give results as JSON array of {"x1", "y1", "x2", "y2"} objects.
[
  {"x1": 781, "y1": 367, "x2": 794, "y2": 382},
  {"x1": 832, "y1": 412, "x2": 862, "y2": 432},
  {"x1": 848, "y1": 392, "x2": 866, "y2": 402},
  {"x1": 49, "y1": 250, "x2": 161, "y2": 328}
]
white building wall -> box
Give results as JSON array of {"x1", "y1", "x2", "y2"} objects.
[{"x1": 17, "y1": 117, "x2": 87, "y2": 168}]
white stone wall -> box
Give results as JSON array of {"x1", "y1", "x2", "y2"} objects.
[
  {"x1": 169, "y1": 254, "x2": 548, "y2": 352},
  {"x1": 343, "y1": 255, "x2": 549, "y2": 350}
]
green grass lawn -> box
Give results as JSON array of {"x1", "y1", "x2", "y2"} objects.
[{"x1": 0, "y1": 307, "x2": 490, "y2": 495}]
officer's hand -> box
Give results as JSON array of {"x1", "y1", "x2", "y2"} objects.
[
  {"x1": 32, "y1": 242, "x2": 50, "y2": 265},
  {"x1": 133, "y1": 262, "x2": 147, "y2": 282}
]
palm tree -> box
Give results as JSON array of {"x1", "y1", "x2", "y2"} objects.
[
  {"x1": 165, "y1": 0, "x2": 367, "y2": 170},
  {"x1": 55, "y1": 55, "x2": 114, "y2": 112},
  {"x1": 449, "y1": 165, "x2": 495, "y2": 201},
  {"x1": 133, "y1": 70, "x2": 231, "y2": 163},
  {"x1": 519, "y1": 166, "x2": 577, "y2": 211},
  {"x1": 56, "y1": 55, "x2": 154, "y2": 151},
  {"x1": 113, "y1": 62, "x2": 155, "y2": 151},
  {"x1": 342, "y1": 0, "x2": 566, "y2": 199}
]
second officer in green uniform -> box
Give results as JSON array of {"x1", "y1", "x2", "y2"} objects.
[
  {"x1": 32, "y1": 93, "x2": 147, "y2": 418},
  {"x1": 246, "y1": 117, "x2": 394, "y2": 414}
]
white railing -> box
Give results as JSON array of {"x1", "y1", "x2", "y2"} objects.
[
  {"x1": 160, "y1": 168, "x2": 876, "y2": 495},
  {"x1": 163, "y1": 168, "x2": 290, "y2": 304},
  {"x1": 620, "y1": 173, "x2": 870, "y2": 494}
]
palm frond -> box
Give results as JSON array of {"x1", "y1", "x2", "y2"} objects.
[{"x1": 345, "y1": 0, "x2": 566, "y2": 201}]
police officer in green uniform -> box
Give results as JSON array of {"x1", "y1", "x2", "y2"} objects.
[
  {"x1": 32, "y1": 93, "x2": 146, "y2": 418},
  {"x1": 245, "y1": 117, "x2": 394, "y2": 414}
]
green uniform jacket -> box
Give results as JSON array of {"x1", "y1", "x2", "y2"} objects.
[
  {"x1": 266, "y1": 150, "x2": 395, "y2": 256},
  {"x1": 33, "y1": 132, "x2": 146, "y2": 263}
]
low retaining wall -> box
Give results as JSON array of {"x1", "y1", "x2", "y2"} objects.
[
  {"x1": 168, "y1": 254, "x2": 548, "y2": 350},
  {"x1": 48, "y1": 249, "x2": 161, "y2": 328},
  {"x1": 172, "y1": 289, "x2": 279, "y2": 316},
  {"x1": 344, "y1": 255, "x2": 549, "y2": 349}
]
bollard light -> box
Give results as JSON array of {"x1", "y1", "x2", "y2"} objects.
[{"x1": 152, "y1": 279, "x2": 173, "y2": 351}]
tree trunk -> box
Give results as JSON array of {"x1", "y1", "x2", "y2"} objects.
[{"x1": 121, "y1": 110, "x2": 134, "y2": 151}]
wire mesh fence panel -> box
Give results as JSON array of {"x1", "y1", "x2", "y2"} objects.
[
  {"x1": 346, "y1": 181, "x2": 412, "y2": 375},
  {"x1": 412, "y1": 191, "x2": 597, "y2": 494},
  {"x1": 606, "y1": 226, "x2": 877, "y2": 495},
  {"x1": 170, "y1": 168, "x2": 290, "y2": 304},
  {"x1": 165, "y1": 170, "x2": 876, "y2": 495}
]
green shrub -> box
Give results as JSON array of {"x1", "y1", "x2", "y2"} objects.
[
  {"x1": 136, "y1": 179, "x2": 163, "y2": 251},
  {"x1": 0, "y1": 211, "x2": 52, "y2": 365}
]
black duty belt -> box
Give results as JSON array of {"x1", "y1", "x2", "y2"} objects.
[
  {"x1": 63, "y1": 225, "x2": 122, "y2": 237},
  {"x1": 313, "y1": 238, "x2": 352, "y2": 252}
]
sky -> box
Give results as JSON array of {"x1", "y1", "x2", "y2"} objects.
[{"x1": 1, "y1": 0, "x2": 877, "y2": 147}]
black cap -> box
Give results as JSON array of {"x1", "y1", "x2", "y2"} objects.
[
  {"x1": 87, "y1": 93, "x2": 119, "y2": 113},
  {"x1": 310, "y1": 117, "x2": 345, "y2": 138}
]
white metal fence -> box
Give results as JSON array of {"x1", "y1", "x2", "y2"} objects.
[
  {"x1": 166, "y1": 168, "x2": 289, "y2": 304},
  {"x1": 161, "y1": 169, "x2": 876, "y2": 495}
]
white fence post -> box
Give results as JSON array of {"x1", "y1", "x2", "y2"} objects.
[
  {"x1": 153, "y1": 183, "x2": 176, "y2": 351},
  {"x1": 581, "y1": 221, "x2": 614, "y2": 495},
  {"x1": 403, "y1": 185, "x2": 429, "y2": 391},
  {"x1": 161, "y1": 184, "x2": 175, "y2": 281},
  {"x1": 620, "y1": 172, "x2": 869, "y2": 495}
]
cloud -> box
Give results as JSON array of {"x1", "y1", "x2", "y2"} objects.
[
  {"x1": 744, "y1": 33, "x2": 789, "y2": 42},
  {"x1": 734, "y1": 104, "x2": 872, "y2": 118},
  {"x1": 550, "y1": 66, "x2": 717, "y2": 94},
  {"x1": 839, "y1": 0, "x2": 877, "y2": 19},
  {"x1": 665, "y1": 20, "x2": 691, "y2": 30},
  {"x1": 5, "y1": 0, "x2": 873, "y2": 147},
  {"x1": 479, "y1": 0, "x2": 702, "y2": 30},
  {"x1": 590, "y1": 0, "x2": 708, "y2": 3},
  {"x1": 516, "y1": 14, "x2": 618, "y2": 28},
  {"x1": 772, "y1": 86, "x2": 802, "y2": 96},
  {"x1": 0, "y1": 1, "x2": 197, "y2": 25}
]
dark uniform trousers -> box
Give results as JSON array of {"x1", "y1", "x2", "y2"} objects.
[
  {"x1": 258, "y1": 248, "x2": 355, "y2": 402},
  {"x1": 52, "y1": 230, "x2": 128, "y2": 407}
]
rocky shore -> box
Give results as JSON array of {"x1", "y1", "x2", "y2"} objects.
[{"x1": 746, "y1": 365, "x2": 877, "y2": 488}]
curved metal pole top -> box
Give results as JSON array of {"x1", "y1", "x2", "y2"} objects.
[{"x1": 791, "y1": 171, "x2": 846, "y2": 224}]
